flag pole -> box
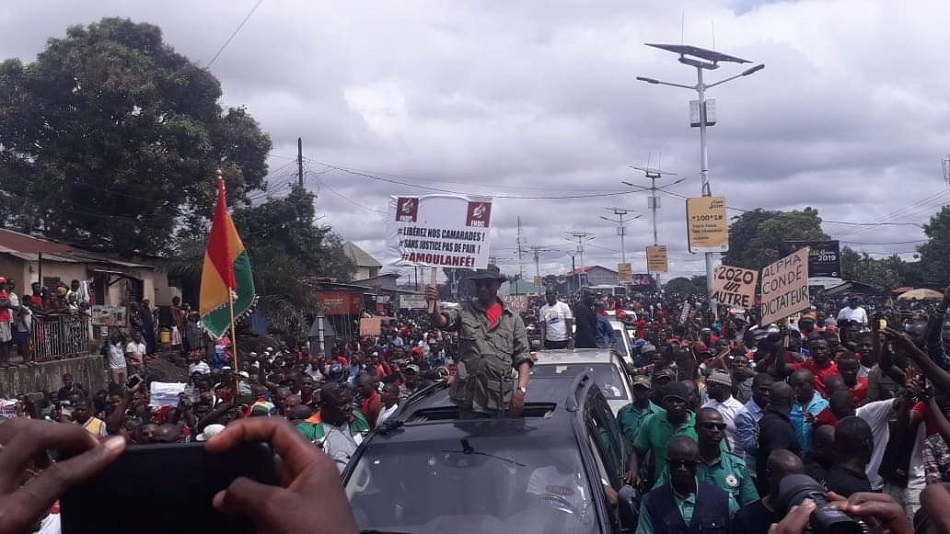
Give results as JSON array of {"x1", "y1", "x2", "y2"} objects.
[{"x1": 219, "y1": 169, "x2": 240, "y2": 390}]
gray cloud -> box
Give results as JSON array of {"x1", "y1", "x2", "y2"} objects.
[{"x1": 2, "y1": 0, "x2": 947, "y2": 283}]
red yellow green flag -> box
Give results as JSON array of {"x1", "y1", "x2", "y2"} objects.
[{"x1": 199, "y1": 177, "x2": 256, "y2": 338}]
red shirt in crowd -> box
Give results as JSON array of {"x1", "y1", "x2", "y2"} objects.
[
  {"x1": 362, "y1": 391, "x2": 382, "y2": 427},
  {"x1": 849, "y1": 377, "x2": 869, "y2": 406},
  {"x1": 791, "y1": 359, "x2": 839, "y2": 397}
]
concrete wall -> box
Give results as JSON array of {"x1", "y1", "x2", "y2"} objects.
[
  {"x1": 0, "y1": 255, "x2": 30, "y2": 290},
  {"x1": 0, "y1": 355, "x2": 108, "y2": 397}
]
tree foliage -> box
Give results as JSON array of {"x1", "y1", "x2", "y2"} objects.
[
  {"x1": 664, "y1": 276, "x2": 705, "y2": 295},
  {"x1": 722, "y1": 208, "x2": 828, "y2": 270},
  {"x1": 0, "y1": 18, "x2": 271, "y2": 255},
  {"x1": 839, "y1": 247, "x2": 909, "y2": 292},
  {"x1": 917, "y1": 206, "x2": 950, "y2": 286}
]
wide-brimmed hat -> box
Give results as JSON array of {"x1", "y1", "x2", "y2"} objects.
[{"x1": 469, "y1": 264, "x2": 506, "y2": 281}]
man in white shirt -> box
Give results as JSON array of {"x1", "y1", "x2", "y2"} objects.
[
  {"x1": 106, "y1": 332, "x2": 127, "y2": 386},
  {"x1": 539, "y1": 288, "x2": 574, "y2": 350},
  {"x1": 375, "y1": 383, "x2": 401, "y2": 426},
  {"x1": 702, "y1": 370, "x2": 745, "y2": 455},
  {"x1": 125, "y1": 331, "x2": 147, "y2": 377},
  {"x1": 837, "y1": 296, "x2": 868, "y2": 325}
]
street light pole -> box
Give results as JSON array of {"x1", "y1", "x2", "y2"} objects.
[
  {"x1": 600, "y1": 209, "x2": 642, "y2": 265},
  {"x1": 636, "y1": 43, "x2": 764, "y2": 300}
]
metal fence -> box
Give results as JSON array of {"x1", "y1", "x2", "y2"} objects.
[{"x1": 31, "y1": 314, "x2": 90, "y2": 362}]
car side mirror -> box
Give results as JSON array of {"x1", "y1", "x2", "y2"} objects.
[{"x1": 617, "y1": 484, "x2": 640, "y2": 530}]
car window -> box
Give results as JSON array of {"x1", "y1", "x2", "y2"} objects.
[
  {"x1": 584, "y1": 390, "x2": 625, "y2": 485},
  {"x1": 346, "y1": 437, "x2": 599, "y2": 534},
  {"x1": 531, "y1": 363, "x2": 628, "y2": 400}
]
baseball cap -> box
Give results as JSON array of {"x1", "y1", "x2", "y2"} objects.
[
  {"x1": 632, "y1": 375, "x2": 652, "y2": 388},
  {"x1": 195, "y1": 424, "x2": 226, "y2": 442},
  {"x1": 662, "y1": 381, "x2": 690, "y2": 403},
  {"x1": 640, "y1": 343, "x2": 658, "y2": 354},
  {"x1": 405, "y1": 364, "x2": 420, "y2": 374},
  {"x1": 706, "y1": 370, "x2": 733, "y2": 387}
]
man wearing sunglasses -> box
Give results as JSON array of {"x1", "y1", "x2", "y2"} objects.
[
  {"x1": 627, "y1": 381, "x2": 697, "y2": 489},
  {"x1": 426, "y1": 264, "x2": 531, "y2": 417},
  {"x1": 636, "y1": 435, "x2": 738, "y2": 534},
  {"x1": 653, "y1": 407, "x2": 760, "y2": 507}
]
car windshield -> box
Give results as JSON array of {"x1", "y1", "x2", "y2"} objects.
[
  {"x1": 346, "y1": 437, "x2": 599, "y2": 534},
  {"x1": 531, "y1": 363, "x2": 628, "y2": 400},
  {"x1": 611, "y1": 326, "x2": 630, "y2": 358}
]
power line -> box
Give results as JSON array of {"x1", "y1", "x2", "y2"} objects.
[{"x1": 206, "y1": 0, "x2": 264, "y2": 68}]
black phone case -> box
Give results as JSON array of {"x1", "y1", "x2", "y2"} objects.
[{"x1": 60, "y1": 441, "x2": 276, "y2": 534}]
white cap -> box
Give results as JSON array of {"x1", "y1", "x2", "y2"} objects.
[{"x1": 196, "y1": 424, "x2": 226, "y2": 442}]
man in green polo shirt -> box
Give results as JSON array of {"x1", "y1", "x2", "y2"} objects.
[
  {"x1": 654, "y1": 407, "x2": 759, "y2": 506},
  {"x1": 617, "y1": 375, "x2": 662, "y2": 445},
  {"x1": 626, "y1": 380, "x2": 696, "y2": 489}
]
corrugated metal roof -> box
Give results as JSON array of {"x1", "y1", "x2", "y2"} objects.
[
  {"x1": 0, "y1": 230, "x2": 151, "y2": 269},
  {"x1": 343, "y1": 241, "x2": 383, "y2": 268}
]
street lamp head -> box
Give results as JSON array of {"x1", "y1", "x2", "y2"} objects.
[
  {"x1": 742, "y1": 64, "x2": 765, "y2": 76},
  {"x1": 636, "y1": 76, "x2": 660, "y2": 84}
]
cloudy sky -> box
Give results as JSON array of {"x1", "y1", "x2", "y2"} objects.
[{"x1": 4, "y1": 0, "x2": 949, "y2": 283}]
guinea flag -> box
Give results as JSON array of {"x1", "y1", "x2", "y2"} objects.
[{"x1": 199, "y1": 177, "x2": 256, "y2": 338}]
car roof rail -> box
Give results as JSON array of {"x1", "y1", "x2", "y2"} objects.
[{"x1": 564, "y1": 373, "x2": 591, "y2": 413}]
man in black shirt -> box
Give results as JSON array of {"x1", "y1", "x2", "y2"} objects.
[
  {"x1": 572, "y1": 291, "x2": 598, "y2": 349},
  {"x1": 754, "y1": 382, "x2": 800, "y2": 495},
  {"x1": 824, "y1": 416, "x2": 873, "y2": 496},
  {"x1": 732, "y1": 449, "x2": 804, "y2": 534},
  {"x1": 804, "y1": 425, "x2": 834, "y2": 485}
]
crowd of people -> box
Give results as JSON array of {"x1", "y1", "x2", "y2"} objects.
[{"x1": 3, "y1": 263, "x2": 950, "y2": 533}]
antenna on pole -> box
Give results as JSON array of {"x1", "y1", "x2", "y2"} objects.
[{"x1": 943, "y1": 156, "x2": 950, "y2": 188}]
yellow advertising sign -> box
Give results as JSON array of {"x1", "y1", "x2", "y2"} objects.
[
  {"x1": 617, "y1": 263, "x2": 632, "y2": 282},
  {"x1": 533, "y1": 276, "x2": 543, "y2": 288},
  {"x1": 686, "y1": 196, "x2": 729, "y2": 252},
  {"x1": 646, "y1": 245, "x2": 668, "y2": 273}
]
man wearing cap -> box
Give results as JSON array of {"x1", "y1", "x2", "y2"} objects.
[
  {"x1": 617, "y1": 375, "x2": 661, "y2": 445},
  {"x1": 626, "y1": 381, "x2": 698, "y2": 489},
  {"x1": 426, "y1": 264, "x2": 531, "y2": 417},
  {"x1": 702, "y1": 370, "x2": 744, "y2": 455},
  {"x1": 398, "y1": 364, "x2": 421, "y2": 403},
  {"x1": 538, "y1": 288, "x2": 574, "y2": 349}
]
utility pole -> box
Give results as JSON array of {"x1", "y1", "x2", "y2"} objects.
[
  {"x1": 623, "y1": 167, "x2": 684, "y2": 291},
  {"x1": 566, "y1": 232, "x2": 595, "y2": 288},
  {"x1": 297, "y1": 137, "x2": 304, "y2": 187},
  {"x1": 516, "y1": 216, "x2": 527, "y2": 280},
  {"x1": 600, "y1": 208, "x2": 642, "y2": 264},
  {"x1": 529, "y1": 245, "x2": 560, "y2": 279},
  {"x1": 566, "y1": 250, "x2": 578, "y2": 293}
]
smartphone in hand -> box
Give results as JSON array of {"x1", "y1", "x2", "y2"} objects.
[{"x1": 61, "y1": 441, "x2": 276, "y2": 534}]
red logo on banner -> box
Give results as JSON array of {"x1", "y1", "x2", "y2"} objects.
[
  {"x1": 396, "y1": 197, "x2": 418, "y2": 222},
  {"x1": 466, "y1": 201, "x2": 492, "y2": 227}
]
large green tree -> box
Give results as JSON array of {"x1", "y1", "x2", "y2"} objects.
[
  {"x1": 839, "y1": 247, "x2": 906, "y2": 292},
  {"x1": 917, "y1": 206, "x2": 950, "y2": 285},
  {"x1": 722, "y1": 208, "x2": 828, "y2": 270},
  {"x1": 0, "y1": 18, "x2": 271, "y2": 255}
]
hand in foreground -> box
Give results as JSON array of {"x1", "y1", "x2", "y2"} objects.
[
  {"x1": 827, "y1": 491, "x2": 913, "y2": 534},
  {"x1": 510, "y1": 390, "x2": 525, "y2": 417},
  {"x1": 0, "y1": 418, "x2": 126, "y2": 534},
  {"x1": 206, "y1": 417, "x2": 359, "y2": 534},
  {"x1": 768, "y1": 499, "x2": 815, "y2": 534}
]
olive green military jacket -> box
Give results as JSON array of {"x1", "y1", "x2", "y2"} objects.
[{"x1": 442, "y1": 299, "x2": 531, "y2": 414}]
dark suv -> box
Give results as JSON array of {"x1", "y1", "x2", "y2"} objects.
[{"x1": 342, "y1": 373, "x2": 638, "y2": 533}]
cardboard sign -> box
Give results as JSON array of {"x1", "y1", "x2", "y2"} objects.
[
  {"x1": 503, "y1": 295, "x2": 529, "y2": 314},
  {"x1": 760, "y1": 248, "x2": 811, "y2": 325},
  {"x1": 359, "y1": 316, "x2": 382, "y2": 336},
  {"x1": 646, "y1": 245, "x2": 668, "y2": 273},
  {"x1": 712, "y1": 265, "x2": 758, "y2": 310},
  {"x1": 686, "y1": 196, "x2": 729, "y2": 252},
  {"x1": 679, "y1": 301, "x2": 691, "y2": 324},
  {"x1": 617, "y1": 263, "x2": 632, "y2": 282},
  {"x1": 386, "y1": 194, "x2": 492, "y2": 269}
]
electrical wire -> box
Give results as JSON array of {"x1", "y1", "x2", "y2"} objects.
[{"x1": 205, "y1": 0, "x2": 264, "y2": 68}]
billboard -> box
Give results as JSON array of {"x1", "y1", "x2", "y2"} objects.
[
  {"x1": 686, "y1": 196, "x2": 729, "y2": 252},
  {"x1": 617, "y1": 263, "x2": 632, "y2": 282},
  {"x1": 778, "y1": 240, "x2": 841, "y2": 279},
  {"x1": 646, "y1": 245, "x2": 668, "y2": 273}
]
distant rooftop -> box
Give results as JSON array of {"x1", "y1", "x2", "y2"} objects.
[{"x1": 343, "y1": 241, "x2": 382, "y2": 268}]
